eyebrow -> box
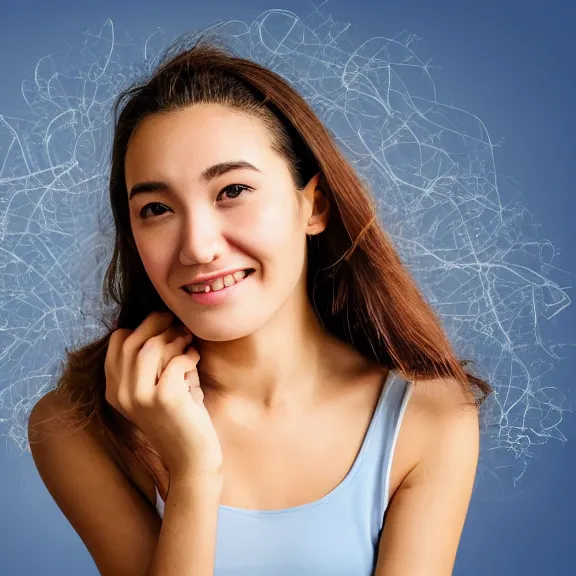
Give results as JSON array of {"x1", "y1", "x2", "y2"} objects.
[{"x1": 128, "y1": 160, "x2": 261, "y2": 200}]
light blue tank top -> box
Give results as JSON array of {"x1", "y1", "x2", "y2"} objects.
[{"x1": 155, "y1": 369, "x2": 414, "y2": 575}]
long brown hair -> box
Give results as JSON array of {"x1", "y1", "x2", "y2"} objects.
[{"x1": 41, "y1": 35, "x2": 492, "y2": 500}]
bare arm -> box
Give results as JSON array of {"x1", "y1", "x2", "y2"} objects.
[
  {"x1": 374, "y1": 381, "x2": 480, "y2": 575},
  {"x1": 28, "y1": 391, "x2": 221, "y2": 576}
]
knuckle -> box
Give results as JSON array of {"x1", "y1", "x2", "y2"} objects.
[
  {"x1": 115, "y1": 387, "x2": 129, "y2": 409},
  {"x1": 121, "y1": 334, "x2": 137, "y2": 354},
  {"x1": 159, "y1": 355, "x2": 188, "y2": 384},
  {"x1": 140, "y1": 336, "x2": 162, "y2": 355},
  {"x1": 154, "y1": 380, "x2": 178, "y2": 406},
  {"x1": 164, "y1": 354, "x2": 182, "y2": 370},
  {"x1": 132, "y1": 389, "x2": 150, "y2": 408},
  {"x1": 113, "y1": 327, "x2": 131, "y2": 345}
]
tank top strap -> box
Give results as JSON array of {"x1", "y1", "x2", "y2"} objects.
[{"x1": 349, "y1": 370, "x2": 414, "y2": 538}]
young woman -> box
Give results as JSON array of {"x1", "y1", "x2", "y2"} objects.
[{"x1": 27, "y1": 39, "x2": 491, "y2": 576}]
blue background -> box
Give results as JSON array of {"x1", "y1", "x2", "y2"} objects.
[{"x1": 1, "y1": 1, "x2": 574, "y2": 574}]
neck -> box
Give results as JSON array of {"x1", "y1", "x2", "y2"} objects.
[{"x1": 195, "y1": 292, "x2": 337, "y2": 413}]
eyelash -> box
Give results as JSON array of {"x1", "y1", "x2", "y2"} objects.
[{"x1": 138, "y1": 184, "x2": 252, "y2": 219}]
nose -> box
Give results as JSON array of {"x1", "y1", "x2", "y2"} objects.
[{"x1": 178, "y1": 207, "x2": 223, "y2": 265}]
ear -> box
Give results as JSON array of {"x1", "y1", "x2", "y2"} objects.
[{"x1": 303, "y1": 172, "x2": 330, "y2": 236}]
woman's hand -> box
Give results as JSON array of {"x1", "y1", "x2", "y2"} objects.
[{"x1": 104, "y1": 311, "x2": 222, "y2": 481}]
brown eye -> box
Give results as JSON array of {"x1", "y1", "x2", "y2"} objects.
[
  {"x1": 139, "y1": 203, "x2": 170, "y2": 219},
  {"x1": 216, "y1": 184, "x2": 251, "y2": 203}
]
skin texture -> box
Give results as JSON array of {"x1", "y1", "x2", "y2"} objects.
[{"x1": 28, "y1": 103, "x2": 479, "y2": 575}]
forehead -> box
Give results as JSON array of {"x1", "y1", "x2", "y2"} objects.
[{"x1": 125, "y1": 104, "x2": 277, "y2": 182}]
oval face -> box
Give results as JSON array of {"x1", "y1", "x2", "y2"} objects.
[{"x1": 125, "y1": 103, "x2": 317, "y2": 342}]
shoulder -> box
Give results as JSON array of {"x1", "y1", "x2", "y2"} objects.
[
  {"x1": 28, "y1": 389, "x2": 91, "y2": 443},
  {"x1": 402, "y1": 374, "x2": 480, "y2": 483},
  {"x1": 406, "y1": 374, "x2": 478, "y2": 419},
  {"x1": 373, "y1": 375, "x2": 480, "y2": 574},
  {"x1": 409, "y1": 374, "x2": 479, "y2": 435},
  {"x1": 27, "y1": 391, "x2": 162, "y2": 575},
  {"x1": 389, "y1": 374, "x2": 480, "y2": 496},
  {"x1": 28, "y1": 391, "x2": 158, "y2": 509},
  {"x1": 28, "y1": 390, "x2": 116, "y2": 483},
  {"x1": 28, "y1": 390, "x2": 110, "y2": 455}
]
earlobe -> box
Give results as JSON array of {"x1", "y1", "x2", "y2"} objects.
[
  {"x1": 302, "y1": 172, "x2": 330, "y2": 235},
  {"x1": 307, "y1": 189, "x2": 330, "y2": 236}
]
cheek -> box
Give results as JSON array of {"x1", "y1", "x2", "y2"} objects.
[
  {"x1": 133, "y1": 235, "x2": 172, "y2": 284},
  {"x1": 238, "y1": 192, "x2": 302, "y2": 251},
  {"x1": 238, "y1": 199, "x2": 306, "y2": 290}
]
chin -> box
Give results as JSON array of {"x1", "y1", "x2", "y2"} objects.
[
  {"x1": 188, "y1": 316, "x2": 267, "y2": 343},
  {"x1": 195, "y1": 328, "x2": 251, "y2": 343}
]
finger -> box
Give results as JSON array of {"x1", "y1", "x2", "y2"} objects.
[
  {"x1": 183, "y1": 352, "x2": 201, "y2": 393},
  {"x1": 189, "y1": 385, "x2": 205, "y2": 403},
  {"x1": 184, "y1": 345, "x2": 200, "y2": 365},
  {"x1": 124, "y1": 311, "x2": 175, "y2": 354},
  {"x1": 184, "y1": 363, "x2": 200, "y2": 389},
  {"x1": 156, "y1": 353, "x2": 200, "y2": 403},
  {"x1": 124, "y1": 312, "x2": 177, "y2": 406},
  {"x1": 105, "y1": 328, "x2": 135, "y2": 409},
  {"x1": 132, "y1": 324, "x2": 193, "y2": 405},
  {"x1": 133, "y1": 332, "x2": 170, "y2": 407},
  {"x1": 105, "y1": 327, "x2": 132, "y2": 378},
  {"x1": 106, "y1": 313, "x2": 175, "y2": 414},
  {"x1": 160, "y1": 325, "x2": 194, "y2": 371},
  {"x1": 128, "y1": 325, "x2": 192, "y2": 406}
]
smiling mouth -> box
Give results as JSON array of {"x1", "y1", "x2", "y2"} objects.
[{"x1": 182, "y1": 269, "x2": 255, "y2": 294}]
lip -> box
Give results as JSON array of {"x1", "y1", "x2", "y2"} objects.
[{"x1": 181, "y1": 268, "x2": 253, "y2": 288}]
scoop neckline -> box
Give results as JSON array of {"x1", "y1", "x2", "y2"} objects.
[{"x1": 157, "y1": 368, "x2": 397, "y2": 517}]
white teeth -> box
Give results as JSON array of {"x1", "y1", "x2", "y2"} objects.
[
  {"x1": 223, "y1": 274, "x2": 235, "y2": 287},
  {"x1": 233, "y1": 270, "x2": 247, "y2": 281}
]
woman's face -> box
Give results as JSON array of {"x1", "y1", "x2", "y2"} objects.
[{"x1": 124, "y1": 103, "x2": 326, "y2": 341}]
